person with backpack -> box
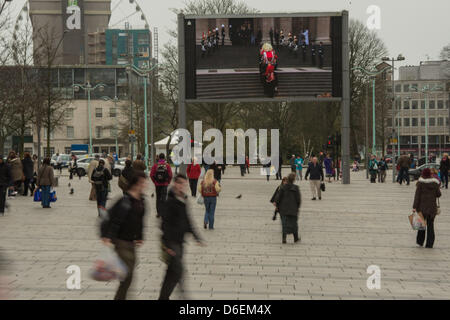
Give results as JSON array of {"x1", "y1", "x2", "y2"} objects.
[
  {"x1": 91, "y1": 159, "x2": 112, "y2": 212},
  {"x1": 368, "y1": 155, "x2": 379, "y2": 183},
  {"x1": 186, "y1": 158, "x2": 201, "y2": 197},
  {"x1": 378, "y1": 157, "x2": 388, "y2": 183},
  {"x1": 198, "y1": 169, "x2": 221, "y2": 230},
  {"x1": 150, "y1": 153, "x2": 173, "y2": 218},
  {"x1": 118, "y1": 160, "x2": 133, "y2": 194},
  {"x1": 100, "y1": 170, "x2": 147, "y2": 300}
]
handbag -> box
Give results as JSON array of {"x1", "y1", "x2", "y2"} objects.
[
  {"x1": 436, "y1": 198, "x2": 441, "y2": 215},
  {"x1": 197, "y1": 194, "x2": 204, "y2": 205},
  {"x1": 320, "y1": 182, "x2": 326, "y2": 192},
  {"x1": 33, "y1": 188, "x2": 42, "y2": 202},
  {"x1": 408, "y1": 211, "x2": 426, "y2": 230}
]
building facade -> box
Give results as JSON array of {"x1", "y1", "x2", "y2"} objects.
[{"x1": 387, "y1": 60, "x2": 450, "y2": 157}]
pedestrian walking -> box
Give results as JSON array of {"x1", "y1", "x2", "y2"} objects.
[
  {"x1": 263, "y1": 159, "x2": 271, "y2": 181},
  {"x1": 324, "y1": 154, "x2": 333, "y2": 183},
  {"x1": 289, "y1": 155, "x2": 296, "y2": 173},
  {"x1": 159, "y1": 174, "x2": 205, "y2": 300},
  {"x1": 132, "y1": 154, "x2": 147, "y2": 172},
  {"x1": 101, "y1": 170, "x2": 147, "y2": 300},
  {"x1": 69, "y1": 154, "x2": 78, "y2": 180},
  {"x1": 368, "y1": 155, "x2": 378, "y2": 183},
  {"x1": 88, "y1": 155, "x2": 100, "y2": 201},
  {"x1": 439, "y1": 153, "x2": 449, "y2": 189},
  {"x1": 295, "y1": 155, "x2": 304, "y2": 181},
  {"x1": 413, "y1": 168, "x2": 441, "y2": 248},
  {"x1": 36, "y1": 157, "x2": 55, "y2": 209},
  {"x1": 305, "y1": 157, "x2": 324, "y2": 200},
  {"x1": 91, "y1": 159, "x2": 113, "y2": 212},
  {"x1": 270, "y1": 177, "x2": 288, "y2": 220},
  {"x1": 276, "y1": 155, "x2": 282, "y2": 180},
  {"x1": 56, "y1": 153, "x2": 63, "y2": 174},
  {"x1": 378, "y1": 157, "x2": 387, "y2": 183},
  {"x1": 397, "y1": 153, "x2": 411, "y2": 185},
  {"x1": 118, "y1": 159, "x2": 133, "y2": 194},
  {"x1": 187, "y1": 158, "x2": 201, "y2": 197},
  {"x1": 198, "y1": 169, "x2": 221, "y2": 230},
  {"x1": 0, "y1": 156, "x2": 11, "y2": 215},
  {"x1": 150, "y1": 153, "x2": 173, "y2": 218},
  {"x1": 275, "y1": 173, "x2": 301, "y2": 244},
  {"x1": 21, "y1": 152, "x2": 34, "y2": 196},
  {"x1": 7, "y1": 151, "x2": 23, "y2": 196},
  {"x1": 245, "y1": 156, "x2": 250, "y2": 174}
]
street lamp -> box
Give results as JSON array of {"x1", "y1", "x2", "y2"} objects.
[
  {"x1": 410, "y1": 84, "x2": 443, "y2": 164},
  {"x1": 101, "y1": 96, "x2": 120, "y2": 158},
  {"x1": 352, "y1": 65, "x2": 392, "y2": 156},
  {"x1": 72, "y1": 82, "x2": 106, "y2": 155},
  {"x1": 382, "y1": 54, "x2": 405, "y2": 182}
]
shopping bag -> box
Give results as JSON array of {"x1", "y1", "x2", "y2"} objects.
[
  {"x1": 33, "y1": 189, "x2": 41, "y2": 202},
  {"x1": 408, "y1": 211, "x2": 426, "y2": 230},
  {"x1": 90, "y1": 246, "x2": 128, "y2": 282},
  {"x1": 197, "y1": 195, "x2": 204, "y2": 205},
  {"x1": 49, "y1": 189, "x2": 57, "y2": 202}
]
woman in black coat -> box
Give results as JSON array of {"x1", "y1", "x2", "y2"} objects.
[
  {"x1": 413, "y1": 168, "x2": 441, "y2": 248},
  {"x1": 275, "y1": 173, "x2": 301, "y2": 244},
  {"x1": 22, "y1": 152, "x2": 35, "y2": 196},
  {"x1": 270, "y1": 177, "x2": 287, "y2": 220}
]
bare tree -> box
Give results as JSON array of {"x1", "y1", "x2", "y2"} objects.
[{"x1": 440, "y1": 43, "x2": 450, "y2": 60}]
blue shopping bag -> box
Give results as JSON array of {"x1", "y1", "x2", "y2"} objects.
[
  {"x1": 49, "y1": 190, "x2": 57, "y2": 203},
  {"x1": 33, "y1": 189, "x2": 41, "y2": 202}
]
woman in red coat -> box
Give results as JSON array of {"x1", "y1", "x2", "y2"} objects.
[{"x1": 187, "y1": 158, "x2": 201, "y2": 197}]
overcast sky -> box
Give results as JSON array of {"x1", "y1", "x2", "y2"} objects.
[{"x1": 9, "y1": 0, "x2": 450, "y2": 78}]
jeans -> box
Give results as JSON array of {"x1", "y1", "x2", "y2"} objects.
[
  {"x1": 95, "y1": 186, "x2": 108, "y2": 208},
  {"x1": 204, "y1": 196, "x2": 217, "y2": 229},
  {"x1": 398, "y1": 167, "x2": 410, "y2": 184},
  {"x1": 440, "y1": 171, "x2": 448, "y2": 188},
  {"x1": 189, "y1": 179, "x2": 198, "y2": 197},
  {"x1": 114, "y1": 240, "x2": 136, "y2": 300},
  {"x1": 155, "y1": 186, "x2": 168, "y2": 216},
  {"x1": 159, "y1": 243, "x2": 184, "y2": 300},
  {"x1": 0, "y1": 185, "x2": 6, "y2": 213},
  {"x1": 41, "y1": 185, "x2": 51, "y2": 207},
  {"x1": 378, "y1": 170, "x2": 386, "y2": 183},
  {"x1": 23, "y1": 178, "x2": 32, "y2": 196},
  {"x1": 417, "y1": 216, "x2": 435, "y2": 248}
]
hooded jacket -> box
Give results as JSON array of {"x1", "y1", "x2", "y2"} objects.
[
  {"x1": 275, "y1": 183, "x2": 301, "y2": 217},
  {"x1": 8, "y1": 157, "x2": 23, "y2": 182},
  {"x1": 413, "y1": 177, "x2": 441, "y2": 219}
]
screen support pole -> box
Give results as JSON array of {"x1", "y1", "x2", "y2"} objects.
[
  {"x1": 178, "y1": 13, "x2": 187, "y2": 175},
  {"x1": 341, "y1": 10, "x2": 350, "y2": 184}
]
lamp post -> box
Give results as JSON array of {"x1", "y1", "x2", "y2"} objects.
[
  {"x1": 410, "y1": 84, "x2": 443, "y2": 164},
  {"x1": 352, "y1": 65, "x2": 392, "y2": 157},
  {"x1": 382, "y1": 55, "x2": 405, "y2": 182},
  {"x1": 101, "y1": 96, "x2": 120, "y2": 157},
  {"x1": 73, "y1": 82, "x2": 106, "y2": 155}
]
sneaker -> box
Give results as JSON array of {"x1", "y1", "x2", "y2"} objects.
[
  {"x1": 204, "y1": 222, "x2": 207, "y2": 229},
  {"x1": 311, "y1": 197, "x2": 316, "y2": 200}
]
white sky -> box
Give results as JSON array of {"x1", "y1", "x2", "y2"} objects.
[{"x1": 8, "y1": 0, "x2": 450, "y2": 78}]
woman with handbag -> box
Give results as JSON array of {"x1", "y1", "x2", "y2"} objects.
[
  {"x1": 413, "y1": 168, "x2": 441, "y2": 248},
  {"x1": 36, "y1": 157, "x2": 55, "y2": 209},
  {"x1": 198, "y1": 169, "x2": 221, "y2": 230}
]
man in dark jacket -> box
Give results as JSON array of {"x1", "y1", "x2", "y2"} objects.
[
  {"x1": 0, "y1": 156, "x2": 12, "y2": 215},
  {"x1": 305, "y1": 157, "x2": 324, "y2": 200},
  {"x1": 101, "y1": 170, "x2": 147, "y2": 300},
  {"x1": 159, "y1": 174, "x2": 205, "y2": 300},
  {"x1": 276, "y1": 154, "x2": 283, "y2": 180},
  {"x1": 439, "y1": 153, "x2": 450, "y2": 189},
  {"x1": 275, "y1": 173, "x2": 301, "y2": 243},
  {"x1": 91, "y1": 159, "x2": 113, "y2": 211},
  {"x1": 397, "y1": 153, "x2": 411, "y2": 185},
  {"x1": 150, "y1": 153, "x2": 173, "y2": 218},
  {"x1": 22, "y1": 152, "x2": 34, "y2": 196}
]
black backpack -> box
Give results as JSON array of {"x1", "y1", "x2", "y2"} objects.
[
  {"x1": 155, "y1": 163, "x2": 168, "y2": 183},
  {"x1": 92, "y1": 168, "x2": 105, "y2": 185}
]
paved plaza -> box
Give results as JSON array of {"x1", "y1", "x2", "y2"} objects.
[{"x1": 0, "y1": 167, "x2": 450, "y2": 300}]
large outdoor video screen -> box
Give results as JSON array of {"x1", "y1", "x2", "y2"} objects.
[{"x1": 183, "y1": 13, "x2": 343, "y2": 101}]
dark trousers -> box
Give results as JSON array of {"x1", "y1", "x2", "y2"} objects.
[
  {"x1": 276, "y1": 167, "x2": 282, "y2": 180},
  {"x1": 282, "y1": 232, "x2": 299, "y2": 243},
  {"x1": 417, "y1": 216, "x2": 435, "y2": 248},
  {"x1": 189, "y1": 179, "x2": 198, "y2": 197},
  {"x1": 240, "y1": 165, "x2": 245, "y2": 176},
  {"x1": 0, "y1": 185, "x2": 7, "y2": 213},
  {"x1": 113, "y1": 240, "x2": 136, "y2": 300},
  {"x1": 398, "y1": 167, "x2": 410, "y2": 184},
  {"x1": 95, "y1": 187, "x2": 108, "y2": 208},
  {"x1": 246, "y1": 166, "x2": 250, "y2": 174},
  {"x1": 159, "y1": 243, "x2": 184, "y2": 300},
  {"x1": 156, "y1": 185, "x2": 168, "y2": 216},
  {"x1": 441, "y1": 171, "x2": 448, "y2": 188},
  {"x1": 23, "y1": 178, "x2": 32, "y2": 196}
]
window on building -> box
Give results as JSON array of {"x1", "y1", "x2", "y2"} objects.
[
  {"x1": 403, "y1": 118, "x2": 410, "y2": 127},
  {"x1": 137, "y1": 33, "x2": 149, "y2": 45},
  {"x1": 95, "y1": 126, "x2": 102, "y2": 138},
  {"x1": 65, "y1": 108, "x2": 74, "y2": 119},
  {"x1": 421, "y1": 100, "x2": 425, "y2": 109},
  {"x1": 429, "y1": 118, "x2": 436, "y2": 126},
  {"x1": 110, "y1": 128, "x2": 117, "y2": 137},
  {"x1": 403, "y1": 84, "x2": 409, "y2": 92},
  {"x1": 43, "y1": 129, "x2": 54, "y2": 139},
  {"x1": 65, "y1": 147, "x2": 71, "y2": 154},
  {"x1": 395, "y1": 84, "x2": 401, "y2": 92},
  {"x1": 386, "y1": 118, "x2": 392, "y2": 127},
  {"x1": 438, "y1": 117, "x2": 444, "y2": 126},
  {"x1": 24, "y1": 127, "x2": 32, "y2": 136},
  {"x1": 429, "y1": 100, "x2": 435, "y2": 109},
  {"x1": 96, "y1": 108, "x2": 102, "y2": 118},
  {"x1": 110, "y1": 107, "x2": 117, "y2": 118},
  {"x1": 437, "y1": 100, "x2": 444, "y2": 109},
  {"x1": 421, "y1": 118, "x2": 425, "y2": 126},
  {"x1": 400, "y1": 136, "x2": 410, "y2": 145},
  {"x1": 421, "y1": 136, "x2": 425, "y2": 144},
  {"x1": 403, "y1": 100, "x2": 410, "y2": 109},
  {"x1": 429, "y1": 135, "x2": 439, "y2": 144},
  {"x1": 411, "y1": 136, "x2": 418, "y2": 144},
  {"x1": 67, "y1": 126, "x2": 74, "y2": 139},
  {"x1": 43, "y1": 147, "x2": 55, "y2": 157},
  {"x1": 411, "y1": 118, "x2": 418, "y2": 127},
  {"x1": 411, "y1": 100, "x2": 418, "y2": 109},
  {"x1": 396, "y1": 99, "x2": 401, "y2": 109}
]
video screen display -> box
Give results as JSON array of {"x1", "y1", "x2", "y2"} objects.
[{"x1": 183, "y1": 14, "x2": 343, "y2": 101}]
